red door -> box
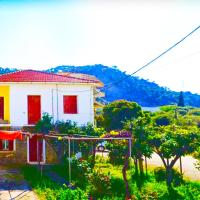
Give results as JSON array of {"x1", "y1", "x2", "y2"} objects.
[
  {"x1": 29, "y1": 135, "x2": 43, "y2": 162},
  {"x1": 28, "y1": 96, "x2": 41, "y2": 124},
  {"x1": 0, "y1": 97, "x2": 4, "y2": 120}
]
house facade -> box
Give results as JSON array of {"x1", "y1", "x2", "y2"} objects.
[{"x1": 0, "y1": 70, "x2": 103, "y2": 164}]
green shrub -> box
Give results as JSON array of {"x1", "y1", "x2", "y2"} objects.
[
  {"x1": 70, "y1": 157, "x2": 92, "y2": 188},
  {"x1": 160, "y1": 105, "x2": 177, "y2": 112},
  {"x1": 54, "y1": 120, "x2": 80, "y2": 134},
  {"x1": 88, "y1": 170, "x2": 112, "y2": 198},
  {"x1": 154, "y1": 114, "x2": 172, "y2": 126},
  {"x1": 20, "y1": 165, "x2": 88, "y2": 200},
  {"x1": 110, "y1": 177, "x2": 125, "y2": 197},
  {"x1": 154, "y1": 167, "x2": 184, "y2": 186},
  {"x1": 35, "y1": 113, "x2": 53, "y2": 134}
]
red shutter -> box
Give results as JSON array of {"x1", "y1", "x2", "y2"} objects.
[
  {"x1": 0, "y1": 140, "x2": 3, "y2": 150},
  {"x1": 29, "y1": 135, "x2": 43, "y2": 162},
  {"x1": 0, "y1": 97, "x2": 4, "y2": 120},
  {"x1": 63, "y1": 96, "x2": 77, "y2": 114},
  {"x1": 8, "y1": 140, "x2": 14, "y2": 151},
  {"x1": 28, "y1": 96, "x2": 41, "y2": 124}
]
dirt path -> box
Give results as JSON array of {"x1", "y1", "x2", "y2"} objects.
[
  {"x1": 147, "y1": 153, "x2": 200, "y2": 181},
  {"x1": 0, "y1": 166, "x2": 38, "y2": 200}
]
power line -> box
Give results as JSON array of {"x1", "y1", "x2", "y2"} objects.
[
  {"x1": 101, "y1": 25, "x2": 200, "y2": 91},
  {"x1": 50, "y1": 25, "x2": 200, "y2": 96}
]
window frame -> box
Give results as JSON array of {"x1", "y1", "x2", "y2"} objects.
[
  {"x1": 0, "y1": 139, "x2": 16, "y2": 152},
  {"x1": 63, "y1": 95, "x2": 78, "y2": 114}
]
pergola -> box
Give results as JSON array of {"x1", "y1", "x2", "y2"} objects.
[
  {"x1": 0, "y1": 130, "x2": 132, "y2": 184},
  {"x1": 44, "y1": 134, "x2": 133, "y2": 184}
]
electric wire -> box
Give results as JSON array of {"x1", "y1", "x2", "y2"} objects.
[{"x1": 51, "y1": 25, "x2": 200, "y2": 95}]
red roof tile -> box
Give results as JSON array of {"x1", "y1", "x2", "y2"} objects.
[{"x1": 0, "y1": 70, "x2": 101, "y2": 85}]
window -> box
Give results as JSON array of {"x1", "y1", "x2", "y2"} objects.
[
  {"x1": 0, "y1": 140, "x2": 14, "y2": 151},
  {"x1": 63, "y1": 95, "x2": 78, "y2": 114}
]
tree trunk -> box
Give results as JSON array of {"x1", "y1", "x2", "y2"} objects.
[
  {"x1": 180, "y1": 157, "x2": 183, "y2": 175},
  {"x1": 145, "y1": 157, "x2": 148, "y2": 176},
  {"x1": 166, "y1": 167, "x2": 173, "y2": 187},
  {"x1": 138, "y1": 156, "x2": 144, "y2": 177},
  {"x1": 122, "y1": 154, "x2": 131, "y2": 200},
  {"x1": 134, "y1": 158, "x2": 139, "y2": 177},
  {"x1": 91, "y1": 143, "x2": 96, "y2": 169}
]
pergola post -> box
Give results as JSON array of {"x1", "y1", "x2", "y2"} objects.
[
  {"x1": 68, "y1": 138, "x2": 71, "y2": 184},
  {"x1": 128, "y1": 138, "x2": 132, "y2": 158}
]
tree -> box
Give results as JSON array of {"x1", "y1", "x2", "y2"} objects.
[
  {"x1": 178, "y1": 91, "x2": 185, "y2": 107},
  {"x1": 124, "y1": 113, "x2": 153, "y2": 179},
  {"x1": 147, "y1": 124, "x2": 199, "y2": 188},
  {"x1": 102, "y1": 100, "x2": 142, "y2": 131}
]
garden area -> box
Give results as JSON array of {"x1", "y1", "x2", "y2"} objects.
[{"x1": 20, "y1": 100, "x2": 200, "y2": 200}]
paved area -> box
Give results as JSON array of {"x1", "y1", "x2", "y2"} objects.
[
  {"x1": 0, "y1": 166, "x2": 38, "y2": 200},
  {"x1": 147, "y1": 153, "x2": 200, "y2": 181}
]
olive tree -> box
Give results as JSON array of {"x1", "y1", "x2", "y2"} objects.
[
  {"x1": 102, "y1": 100, "x2": 142, "y2": 131},
  {"x1": 147, "y1": 124, "x2": 199, "y2": 187}
]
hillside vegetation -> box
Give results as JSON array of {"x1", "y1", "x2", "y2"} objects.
[
  {"x1": 47, "y1": 65, "x2": 200, "y2": 107},
  {"x1": 1, "y1": 65, "x2": 200, "y2": 107}
]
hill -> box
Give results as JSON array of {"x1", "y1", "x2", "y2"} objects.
[
  {"x1": 1, "y1": 65, "x2": 200, "y2": 107},
  {"x1": 47, "y1": 65, "x2": 200, "y2": 107}
]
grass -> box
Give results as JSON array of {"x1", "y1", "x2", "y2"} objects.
[
  {"x1": 20, "y1": 157, "x2": 200, "y2": 200},
  {"x1": 20, "y1": 165, "x2": 88, "y2": 200}
]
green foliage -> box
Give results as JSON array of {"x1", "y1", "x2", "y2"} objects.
[
  {"x1": 102, "y1": 100, "x2": 142, "y2": 130},
  {"x1": 70, "y1": 157, "x2": 92, "y2": 188},
  {"x1": 160, "y1": 105, "x2": 177, "y2": 112},
  {"x1": 54, "y1": 120, "x2": 80, "y2": 134},
  {"x1": 188, "y1": 108, "x2": 200, "y2": 116},
  {"x1": 193, "y1": 146, "x2": 200, "y2": 170},
  {"x1": 125, "y1": 113, "x2": 153, "y2": 158},
  {"x1": 154, "y1": 167, "x2": 184, "y2": 186},
  {"x1": 20, "y1": 165, "x2": 88, "y2": 200},
  {"x1": 35, "y1": 113, "x2": 53, "y2": 134},
  {"x1": 105, "y1": 134, "x2": 128, "y2": 165},
  {"x1": 148, "y1": 125, "x2": 199, "y2": 159},
  {"x1": 88, "y1": 170, "x2": 112, "y2": 198},
  {"x1": 153, "y1": 113, "x2": 173, "y2": 126},
  {"x1": 110, "y1": 177, "x2": 125, "y2": 196}
]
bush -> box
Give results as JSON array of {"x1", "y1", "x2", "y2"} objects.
[
  {"x1": 20, "y1": 165, "x2": 88, "y2": 200},
  {"x1": 153, "y1": 114, "x2": 173, "y2": 126},
  {"x1": 88, "y1": 170, "x2": 112, "y2": 198},
  {"x1": 35, "y1": 113, "x2": 53, "y2": 134},
  {"x1": 54, "y1": 120, "x2": 80, "y2": 134},
  {"x1": 154, "y1": 167, "x2": 184, "y2": 186},
  {"x1": 110, "y1": 177, "x2": 125, "y2": 196},
  {"x1": 70, "y1": 157, "x2": 92, "y2": 188}
]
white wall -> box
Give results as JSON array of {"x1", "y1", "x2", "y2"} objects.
[{"x1": 9, "y1": 83, "x2": 94, "y2": 126}]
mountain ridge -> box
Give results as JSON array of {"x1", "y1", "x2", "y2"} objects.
[{"x1": 1, "y1": 65, "x2": 200, "y2": 107}]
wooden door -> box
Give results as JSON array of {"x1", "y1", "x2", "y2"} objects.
[
  {"x1": 28, "y1": 95, "x2": 41, "y2": 124},
  {"x1": 0, "y1": 97, "x2": 4, "y2": 120},
  {"x1": 29, "y1": 135, "x2": 43, "y2": 162}
]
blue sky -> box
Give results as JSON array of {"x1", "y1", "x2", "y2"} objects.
[{"x1": 0, "y1": 0, "x2": 200, "y2": 93}]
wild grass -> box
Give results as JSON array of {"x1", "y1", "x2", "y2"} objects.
[{"x1": 20, "y1": 157, "x2": 200, "y2": 200}]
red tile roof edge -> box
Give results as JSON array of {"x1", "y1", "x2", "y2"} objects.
[{"x1": 0, "y1": 69, "x2": 102, "y2": 85}]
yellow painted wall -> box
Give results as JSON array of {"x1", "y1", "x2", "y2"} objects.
[{"x1": 0, "y1": 86, "x2": 10, "y2": 122}]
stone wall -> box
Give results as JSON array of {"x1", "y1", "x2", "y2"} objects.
[
  {"x1": 0, "y1": 137, "x2": 58, "y2": 165},
  {"x1": 0, "y1": 139, "x2": 27, "y2": 164}
]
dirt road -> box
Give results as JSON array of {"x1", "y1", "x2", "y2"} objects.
[{"x1": 147, "y1": 153, "x2": 200, "y2": 181}]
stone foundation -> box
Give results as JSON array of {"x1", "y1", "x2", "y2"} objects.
[{"x1": 0, "y1": 137, "x2": 58, "y2": 165}]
